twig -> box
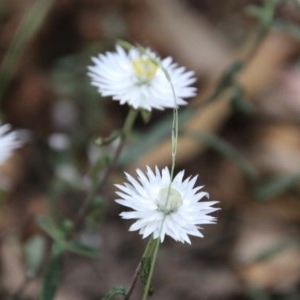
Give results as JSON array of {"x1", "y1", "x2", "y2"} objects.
[
  {"x1": 72, "y1": 109, "x2": 138, "y2": 234},
  {"x1": 124, "y1": 263, "x2": 141, "y2": 300}
]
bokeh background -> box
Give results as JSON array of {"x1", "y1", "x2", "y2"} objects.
[{"x1": 1, "y1": 0, "x2": 300, "y2": 299}]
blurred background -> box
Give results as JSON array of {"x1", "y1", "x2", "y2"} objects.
[{"x1": 1, "y1": 0, "x2": 300, "y2": 299}]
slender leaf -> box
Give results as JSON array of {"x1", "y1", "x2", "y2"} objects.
[
  {"x1": 253, "y1": 237, "x2": 300, "y2": 263},
  {"x1": 183, "y1": 131, "x2": 258, "y2": 180},
  {"x1": 140, "y1": 257, "x2": 154, "y2": 296},
  {"x1": 140, "y1": 109, "x2": 152, "y2": 123},
  {"x1": 102, "y1": 286, "x2": 126, "y2": 300},
  {"x1": 230, "y1": 85, "x2": 255, "y2": 114},
  {"x1": 254, "y1": 172, "x2": 300, "y2": 200},
  {"x1": 95, "y1": 130, "x2": 120, "y2": 146},
  {"x1": 0, "y1": 0, "x2": 53, "y2": 102},
  {"x1": 39, "y1": 245, "x2": 63, "y2": 300},
  {"x1": 36, "y1": 216, "x2": 66, "y2": 244},
  {"x1": 208, "y1": 61, "x2": 244, "y2": 102},
  {"x1": 23, "y1": 235, "x2": 46, "y2": 275},
  {"x1": 66, "y1": 241, "x2": 99, "y2": 258},
  {"x1": 274, "y1": 19, "x2": 300, "y2": 41}
]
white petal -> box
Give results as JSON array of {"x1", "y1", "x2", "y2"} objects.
[
  {"x1": 115, "y1": 166, "x2": 219, "y2": 244},
  {"x1": 87, "y1": 44, "x2": 197, "y2": 111}
]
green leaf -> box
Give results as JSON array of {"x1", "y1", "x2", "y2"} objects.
[
  {"x1": 273, "y1": 19, "x2": 300, "y2": 41},
  {"x1": 36, "y1": 216, "x2": 66, "y2": 245},
  {"x1": 39, "y1": 245, "x2": 63, "y2": 300},
  {"x1": 37, "y1": 217, "x2": 99, "y2": 258},
  {"x1": 89, "y1": 155, "x2": 111, "y2": 187},
  {"x1": 102, "y1": 286, "x2": 126, "y2": 300},
  {"x1": 95, "y1": 130, "x2": 120, "y2": 146},
  {"x1": 253, "y1": 237, "x2": 300, "y2": 263},
  {"x1": 66, "y1": 241, "x2": 99, "y2": 258},
  {"x1": 85, "y1": 196, "x2": 105, "y2": 228},
  {"x1": 183, "y1": 131, "x2": 258, "y2": 180},
  {"x1": 230, "y1": 85, "x2": 255, "y2": 114},
  {"x1": 140, "y1": 109, "x2": 152, "y2": 123},
  {"x1": 253, "y1": 172, "x2": 300, "y2": 200},
  {"x1": 116, "y1": 40, "x2": 134, "y2": 50},
  {"x1": 246, "y1": 0, "x2": 281, "y2": 26},
  {"x1": 139, "y1": 257, "x2": 154, "y2": 296},
  {"x1": 23, "y1": 235, "x2": 46, "y2": 275},
  {"x1": 246, "y1": 5, "x2": 271, "y2": 27},
  {"x1": 208, "y1": 61, "x2": 244, "y2": 102},
  {"x1": 0, "y1": 0, "x2": 53, "y2": 102},
  {"x1": 140, "y1": 257, "x2": 151, "y2": 286}
]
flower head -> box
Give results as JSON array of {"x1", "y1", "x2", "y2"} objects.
[
  {"x1": 87, "y1": 45, "x2": 197, "y2": 111},
  {"x1": 115, "y1": 166, "x2": 219, "y2": 244},
  {"x1": 0, "y1": 123, "x2": 22, "y2": 165}
]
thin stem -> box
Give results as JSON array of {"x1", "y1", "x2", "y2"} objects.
[
  {"x1": 124, "y1": 263, "x2": 140, "y2": 300},
  {"x1": 142, "y1": 66, "x2": 179, "y2": 300},
  {"x1": 0, "y1": 0, "x2": 53, "y2": 103},
  {"x1": 73, "y1": 108, "x2": 138, "y2": 233},
  {"x1": 142, "y1": 237, "x2": 160, "y2": 300},
  {"x1": 121, "y1": 108, "x2": 139, "y2": 140},
  {"x1": 170, "y1": 96, "x2": 178, "y2": 181},
  {"x1": 125, "y1": 237, "x2": 156, "y2": 300}
]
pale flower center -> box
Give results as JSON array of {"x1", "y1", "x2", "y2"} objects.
[
  {"x1": 131, "y1": 56, "x2": 158, "y2": 83},
  {"x1": 156, "y1": 187, "x2": 183, "y2": 215}
]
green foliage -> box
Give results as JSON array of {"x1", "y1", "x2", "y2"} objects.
[
  {"x1": 183, "y1": 130, "x2": 258, "y2": 180},
  {"x1": 0, "y1": 0, "x2": 52, "y2": 102},
  {"x1": 207, "y1": 60, "x2": 255, "y2": 115},
  {"x1": 253, "y1": 237, "x2": 300, "y2": 263},
  {"x1": 247, "y1": 0, "x2": 300, "y2": 41},
  {"x1": 273, "y1": 19, "x2": 300, "y2": 40},
  {"x1": 38, "y1": 245, "x2": 63, "y2": 300},
  {"x1": 66, "y1": 240, "x2": 99, "y2": 258},
  {"x1": 37, "y1": 216, "x2": 99, "y2": 258},
  {"x1": 85, "y1": 195, "x2": 105, "y2": 229},
  {"x1": 140, "y1": 109, "x2": 152, "y2": 123},
  {"x1": 23, "y1": 235, "x2": 46, "y2": 275},
  {"x1": 254, "y1": 172, "x2": 300, "y2": 200},
  {"x1": 117, "y1": 39, "x2": 134, "y2": 50},
  {"x1": 102, "y1": 286, "x2": 126, "y2": 300},
  {"x1": 95, "y1": 130, "x2": 120, "y2": 146},
  {"x1": 140, "y1": 257, "x2": 151, "y2": 286},
  {"x1": 246, "y1": 0, "x2": 282, "y2": 28},
  {"x1": 208, "y1": 61, "x2": 244, "y2": 102},
  {"x1": 230, "y1": 86, "x2": 255, "y2": 114},
  {"x1": 140, "y1": 258, "x2": 154, "y2": 297},
  {"x1": 37, "y1": 216, "x2": 66, "y2": 245}
]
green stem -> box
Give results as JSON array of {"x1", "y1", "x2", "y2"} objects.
[
  {"x1": 125, "y1": 236, "x2": 157, "y2": 300},
  {"x1": 142, "y1": 237, "x2": 160, "y2": 300},
  {"x1": 170, "y1": 102, "x2": 178, "y2": 181},
  {"x1": 142, "y1": 67, "x2": 179, "y2": 300},
  {"x1": 121, "y1": 109, "x2": 138, "y2": 140},
  {"x1": 72, "y1": 108, "x2": 138, "y2": 233},
  {"x1": 165, "y1": 71, "x2": 179, "y2": 214}
]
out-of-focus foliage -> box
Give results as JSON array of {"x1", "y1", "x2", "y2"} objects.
[{"x1": 1, "y1": 0, "x2": 300, "y2": 299}]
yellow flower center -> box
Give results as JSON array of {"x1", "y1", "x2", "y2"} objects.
[
  {"x1": 131, "y1": 56, "x2": 158, "y2": 83},
  {"x1": 157, "y1": 187, "x2": 183, "y2": 215}
]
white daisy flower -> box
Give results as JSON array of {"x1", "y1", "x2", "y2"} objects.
[
  {"x1": 115, "y1": 166, "x2": 219, "y2": 244},
  {"x1": 87, "y1": 45, "x2": 197, "y2": 111},
  {"x1": 0, "y1": 123, "x2": 22, "y2": 165}
]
